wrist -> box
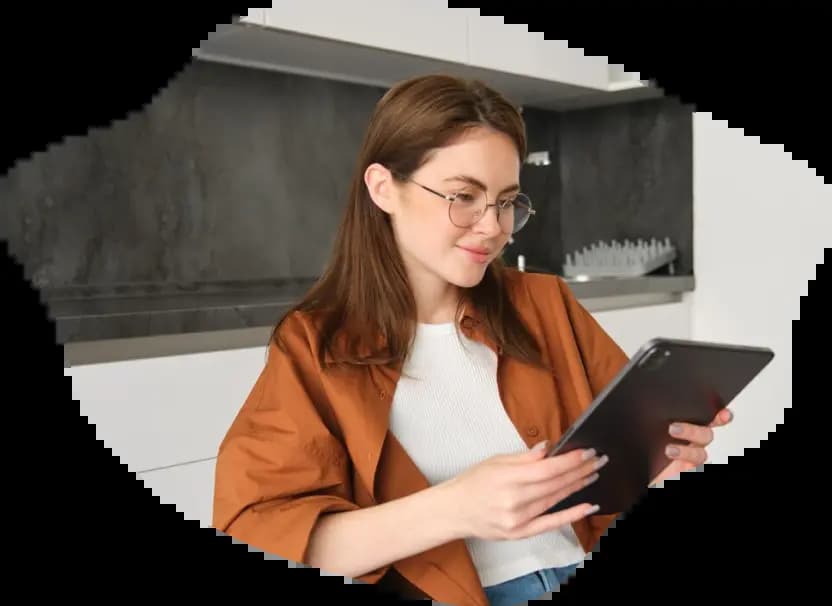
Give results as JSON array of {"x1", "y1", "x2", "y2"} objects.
[{"x1": 427, "y1": 478, "x2": 469, "y2": 542}]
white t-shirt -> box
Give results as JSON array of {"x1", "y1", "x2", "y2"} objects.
[{"x1": 388, "y1": 321, "x2": 587, "y2": 588}]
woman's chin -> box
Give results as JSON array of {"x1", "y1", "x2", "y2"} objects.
[{"x1": 444, "y1": 264, "x2": 489, "y2": 288}]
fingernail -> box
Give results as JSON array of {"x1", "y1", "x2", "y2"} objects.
[
  {"x1": 586, "y1": 504, "x2": 600, "y2": 515},
  {"x1": 666, "y1": 445, "x2": 680, "y2": 457},
  {"x1": 585, "y1": 472, "x2": 600, "y2": 486},
  {"x1": 593, "y1": 454, "x2": 609, "y2": 471},
  {"x1": 533, "y1": 440, "x2": 549, "y2": 451},
  {"x1": 581, "y1": 448, "x2": 597, "y2": 461},
  {"x1": 724, "y1": 409, "x2": 733, "y2": 422},
  {"x1": 669, "y1": 424, "x2": 683, "y2": 436}
]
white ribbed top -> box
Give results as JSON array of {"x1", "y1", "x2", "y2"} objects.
[{"x1": 388, "y1": 322, "x2": 587, "y2": 588}]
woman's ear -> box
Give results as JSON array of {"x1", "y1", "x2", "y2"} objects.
[{"x1": 364, "y1": 163, "x2": 397, "y2": 215}]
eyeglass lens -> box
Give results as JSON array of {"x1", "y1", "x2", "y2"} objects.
[{"x1": 450, "y1": 190, "x2": 532, "y2": 234}]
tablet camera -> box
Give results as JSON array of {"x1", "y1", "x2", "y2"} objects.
[{"x1": 639, "y1": 348, "x2": 671, "y2": 371}]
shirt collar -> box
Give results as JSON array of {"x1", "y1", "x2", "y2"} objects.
[
  {"x1": 319, "y1": 291, "x2": 503, "y2": 366},
  {"x1": 458, "y1": 294, "x2": 502, "y2": 356}
]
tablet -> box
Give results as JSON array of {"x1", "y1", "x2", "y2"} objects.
[{"x1": 543, "y1": 337, "x2": 774, "y2": 516}]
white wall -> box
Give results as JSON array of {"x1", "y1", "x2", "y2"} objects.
[{"x1": 689, "y1": 112, "x2": 829, "y2": 465}]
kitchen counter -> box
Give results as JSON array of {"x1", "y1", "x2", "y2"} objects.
[
  {"x1": 46, "y1": 276, "x2": 320, "y2": 344},
  {"x1": 53, "y1": 272, "x2": 694, "y2": 366}
]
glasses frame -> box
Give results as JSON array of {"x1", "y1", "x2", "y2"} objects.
[{"x1": 394, "y1": 174, "x2": 536, "y2": 235}]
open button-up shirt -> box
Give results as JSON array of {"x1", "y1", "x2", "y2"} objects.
[{"x1": 212, "y1": 269, "x2": 629, "y2": 606}]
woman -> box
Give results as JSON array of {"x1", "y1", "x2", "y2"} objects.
[{"x1": 212, "y1": 74, "x2": 731, "y2": 606}]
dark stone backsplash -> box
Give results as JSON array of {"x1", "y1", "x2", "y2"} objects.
[
  {"x1": 507, "y1": 106, "x2": 563, "y2": 274},
  {"x1": 1, "y1": 58, "x2": 693, "y2": 299},
  {"x1": 509, "y1": 98, "x2": 693, "y2": 276},
  {"x1": 557, "y1": 97, "x2": 694, "y2": 275},
  {"x1": 1, "y1": 60, "x2": 386, "y2": 290}
]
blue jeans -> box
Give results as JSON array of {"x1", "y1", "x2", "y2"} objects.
[{"x1": 483, "y1": 562, "x2": 581, "y2": 606}]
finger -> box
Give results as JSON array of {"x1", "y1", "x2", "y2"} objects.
[
  {"x1": 515, "y1": 460, "x2": 605, "y2": 518},
  {"x1": 510, "y1": 501, "x2": 600, "y2": 540},
  {"x1": 709, "y1": 408, "x2": 733, "y2": 427},
  {"x1": 533, "y1": 452, "x2": 608, "y2": 493},
  {"x1": 519, "y1": 453, "x2": 608, "y2": 506},
  {"x1": 510, "y1": 440, "x2": 550, "y2": 463},
  {"x1": 525, "y1": 459, "x2": 604, "y2": 517},
  {"x1": 668, "y1": 421, "x2": 714, "y2": 446},
  {"x1": 665, "y1": 443, "x2": 708, "y2": 466},
  {"x1": 492, "y1": 442, "x2": 546, "y2": 467},
  {"x1": 515, "y1": 447, "x2": 600, "y2": 484}
]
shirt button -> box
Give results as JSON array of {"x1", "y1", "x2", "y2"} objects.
[{"x1": 527, "y1": 426, "x2": 539, "y2": 437}]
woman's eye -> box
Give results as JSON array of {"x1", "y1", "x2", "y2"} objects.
[{"x1": 455, "y1": 193, "x2": 476, "y2": 202}]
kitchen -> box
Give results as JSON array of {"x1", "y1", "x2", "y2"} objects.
[{"x1": 1, "y1": 2, "x2": 826, "y2": 592}]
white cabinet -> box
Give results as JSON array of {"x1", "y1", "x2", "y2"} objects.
[
  {"x1": 67, "y1": 345, "x2": 267, "y2": 473},
  {"x1": 196, "y1": 5, "x2": 662, "y2": 120},
  {"x1": 263, "y1": 0, "x2": 469, "y2": 64},
  {"x1": 465, "y1": 15, "x2": 610, "y2": 91},
  {"x1": 255, "y1": 3, "x2": 611, "y2": 90},
  {"x1": 591, "y1": 297, "x2": 693, "y2": 357},
  {"x1": 607, "y1": 63, "x2": 648, "y2": 91}
]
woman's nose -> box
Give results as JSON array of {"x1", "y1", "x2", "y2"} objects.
[{"x1": 474, "y1": 204, "x2": 503, "y2": 235}]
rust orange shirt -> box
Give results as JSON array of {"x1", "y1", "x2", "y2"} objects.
[{"x1": 212, "y1": 269, "x2": 629, "y2": 605}]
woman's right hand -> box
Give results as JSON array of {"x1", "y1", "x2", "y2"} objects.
[{"x1": 439, "y1": 441, "x2": 609, "y2": 542}]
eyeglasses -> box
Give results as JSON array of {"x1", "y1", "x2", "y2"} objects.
[{"x1": 398, "y1": 176, "x2": 536, "y2": 235}]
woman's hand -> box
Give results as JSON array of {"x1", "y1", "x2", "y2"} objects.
[
  {"x1": 651, "y1": 407, "x2": 734, "y2": 485},
  {"x1": 438, "y1": 441, "x2": 609, "y2": 542}
]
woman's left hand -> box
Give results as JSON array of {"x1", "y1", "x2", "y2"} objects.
[{"x1": 650, "y1": 408, "x2": 734, "y2": 485}]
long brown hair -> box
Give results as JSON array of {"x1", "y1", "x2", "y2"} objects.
[{"x1": 272, "y1": 74, "x2": 544, "y2": 371}]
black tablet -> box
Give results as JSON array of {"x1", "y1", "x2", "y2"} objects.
[{"x1": 544, "y1": 337, "x2": 774, "y2": 516}]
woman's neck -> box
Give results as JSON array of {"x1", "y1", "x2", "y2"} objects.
[{"x1": 411, "y1": 277, "x2": 461, "y2": 325}]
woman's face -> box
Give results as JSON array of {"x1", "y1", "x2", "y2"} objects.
[{"x1": 367, "y1": 126, "x2": 521, "y2": 292}]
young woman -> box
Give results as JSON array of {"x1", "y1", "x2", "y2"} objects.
[{"x1": 212, "y1": 74, "x2": 731, "y2": 606}]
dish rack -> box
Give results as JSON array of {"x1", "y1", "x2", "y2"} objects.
[{"x1": 562, "y1": 237, "x2": 677, "y2": 278}]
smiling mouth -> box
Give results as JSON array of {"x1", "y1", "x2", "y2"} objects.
[
  {"x1": 457, "y1": 246, "x2": 493, "y2": 264},
  {"x1": 458, "y1": 246, "x2": 492, "y2": 255}
]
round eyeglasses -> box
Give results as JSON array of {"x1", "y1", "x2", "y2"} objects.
[{"x1": 400, "y1": 177, "x2": 536, "y2": 235}]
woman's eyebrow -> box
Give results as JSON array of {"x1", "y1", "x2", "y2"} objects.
[{"x1": 443, "y1": 174, "x2": 520, "y2": 194}]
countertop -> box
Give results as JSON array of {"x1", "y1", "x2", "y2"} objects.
[
  {"x1": 48, "y1": 272, "x2": 694, "y2": 358},
  {"x1": 46, "y1": 276, "x2": 320, "y2": 344}
]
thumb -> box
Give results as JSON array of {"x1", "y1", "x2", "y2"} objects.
[
  {"x1": 524, "y1": 440, "x2": 549, "y2": 458},
  {"x1": 505, "y1": 440, "x2": 548, "y2": 464}
]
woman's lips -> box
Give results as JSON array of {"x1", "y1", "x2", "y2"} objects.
[{"x1": 457, "y1": 245, "x2": 491, "y2": 263}]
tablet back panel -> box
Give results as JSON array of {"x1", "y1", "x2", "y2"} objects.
[{"x1": 544, "y1": 338, "x2": 774, "y2": 516}]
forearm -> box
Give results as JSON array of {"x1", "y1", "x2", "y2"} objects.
[{"x1": 305, "y1": 481, "x2": 464, "y2": 579}]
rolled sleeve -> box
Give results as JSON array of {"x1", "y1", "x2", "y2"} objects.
[{"x1": 212, "y1": 316, "x2": 390, "y2": 583}]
